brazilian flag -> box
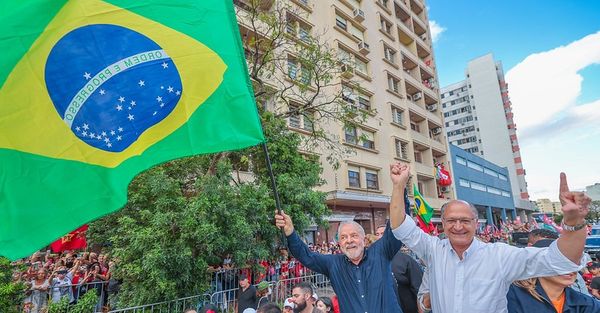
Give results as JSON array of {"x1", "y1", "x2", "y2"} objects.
[
  {"x1": 0, "y1": 0, "x2": 265, "y2": 260},
  {"x1": 413, "y1": 184, "x2": 435, "y2": 233}
]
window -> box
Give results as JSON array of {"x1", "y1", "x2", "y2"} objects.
[
  {"x1": 414, "y1": 150, "x2": 422, "y2": 163},
  {"x1": 348, "y1": 167, "x2": 360, "y2": 188},
  {"x1": 361, "y1": 129, "x2": 375, "y2": 149},
  {"x1": 288, "y1": 104, "x2": 314, "y2": 131},
  {"x1": 395, "y1": 139, "x2": 408, "y2": 160},
  {"x1": 501, "y1": 191, "x2": 511, "y2": 197},
  {"x1": 417, "y1": 182, "x2": 425, "y2": 195},
  {"x1": 354, "y1": 58, "x2": 368, "y2": 75},
  {"x1": 384, "y1": 45, "x2": 396, "y2": 64},
  {"x1": 459, "y1": 179, "x2": 470, "y2": 187},
  {"x1": 380, "y1": 17, "x2": 392, "y2": 35},
  {"x1": 410, "y1": 122, "x2": 420, "y2": 132},
  {"x1": 391, "y1": 106, "x2": 404, "y2": 125},
  {"x1": 287, "y1": 58, "x2": 298, "y2": 79},
  {"x1": 358, "y1": 94, "x2": 371, "y2": 110},
  {"x1": 348, "y1": 23, "x2": 364, "y2": 41},
  {"x1": 366, "y1": 171, "x2": 379, "y2": 190},
  {"x1": 335, "y1": 14, "x2": 347, "y2": 30},
  {"x1": 286, "y1": 13, "x2": 312, "y2": 43},
  {"x1": 456, "y1": 156, "x2": 467, "y2": 165},
  {"x1": 484, "y1": 167, "x2": 498, "y2": 177},
  {"x1": 470, "y1": 182, "x2": 486, "y2": 191},
  {"x1": 498, "y1": 174, "x2": 508, "y2": 181},
  {"x1": 487, "y1": 187, "x2": 501, "y2": 195},
  {"x1": 467, "y1": 161, "x2": 483, "y2": 172},
  {"x1": 342, "y1": 84, "x2": 370, "y2": 110},
  {"x1": 387, "y1": 74, "x2": 399, "y2": 93},
  {"x1": 345, "y1": 126, "x2": 358, "y2": 145}
]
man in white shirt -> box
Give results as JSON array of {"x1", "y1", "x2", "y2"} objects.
[{"x1": 389, "y1": 162, "x2": 590, "y2": 313}]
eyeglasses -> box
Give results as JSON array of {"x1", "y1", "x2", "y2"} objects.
[{"x1": 443, "y1": 218, "x2": 475, "y2": 226}]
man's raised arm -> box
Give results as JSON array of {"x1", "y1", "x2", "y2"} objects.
[{"x1": 389, "y1": 162, "x2": 410, "y2": 229}]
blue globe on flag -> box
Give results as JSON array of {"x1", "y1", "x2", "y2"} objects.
[{"x1": 45, "y1": 24, "x2": 183, "y2": 152}]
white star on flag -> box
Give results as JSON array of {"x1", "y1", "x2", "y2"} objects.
[
  {"x1": 130, "y1": 101, "x2": 136, "y2": 106},
  {"x1": 156, "y1": 96, "x2": 162, "y2": 102},
  {"x1": 160, "y1": 103, "x2": 165, "y2": 108},
  {"x1": 167, "y1": 86, "x2": 174, "y2": 93},
  {"x1": 176, "y1": 90, "x2": 181, "y2": 96},
  {"x1": 116, "y1": 105, "x2": 123, "y2": 111},
  {"x1": 118, "y1": 96, "x2": 125, "y2": 103},
  {"x1": 153, "y1": 111, "x2": 157, "y2": 116},
  {"x1": 138, "y1": 80, "x2": 145, "y2": 87},
  {"x1": 128, "y1": 106, "x2": 132, "y2": 110},
  {"x1": 83, "y1": 72, "x2": 91, "y2": 80},
  {"x1": 118, "y1": 127, "x2": 123, "y2": 132},
  {"x1": 99, "y1": 89, "x2": 106, "y2": 95},
  {"x1": 82, "y1": 131, "x2": 88, "y2": 137},
  {"x1": 75, "y1": 127, "x2": 81, "y2": 132},
  {"x1": 90, "y1": 132, "x2": 95, "y2": 138},
  {"x1": 101, "y1": 131, "x2": 107, "y2": 137},
  {"x1": 161, "y1": 62, "x2": 168, "y2": 69},
  {"x1": 107, "y1": 143, "x2": 112, "y2": 148},
  {"x1": 104, "y1": 138, "x2": 110, "y2": 143},
  {"x1": 127, "y1": 114, "x2": 134, "y2": 121},
  {"x1": 110, "y1": 130, "x2": 116, "y2": 136},
  {"x1": 117, "y1": 135, "x2": 122, "y2": 141},
  {"x1": 83, "y1": 124, "x2": 89, "y2": 130}
]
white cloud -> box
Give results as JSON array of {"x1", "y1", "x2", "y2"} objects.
[
  {"x1": 429, "y1": 20, "x2": 446, "y2": 43},
  {"x1": 505, "y1": 31, "x2": 600, "y2": 200}
]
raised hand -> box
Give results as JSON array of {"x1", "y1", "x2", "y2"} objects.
[
  {"x1": 275, "y1": 210, "x2": 295, "y2": 236},
  {"x1": 559, "y1": 172, "x2": 590, "y2": 225},
  {"x1": 390, "y1": 162, "x2": 410, "y2": 188}
]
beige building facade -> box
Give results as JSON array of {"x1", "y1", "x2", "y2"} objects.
[
  {"x1": 535, "y1": 198, "x2": 561, "y2": 215},
  {"x1": 236, "y1": 0, "x2": 453, "y2": 243}
]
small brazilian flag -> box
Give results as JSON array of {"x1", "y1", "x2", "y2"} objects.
[
  {"x1": 413, "y1": 184, "x2": 434, "y2": 233},
  {"x1": 0, "y1": 0, "x2": 265, "y2": 260}
]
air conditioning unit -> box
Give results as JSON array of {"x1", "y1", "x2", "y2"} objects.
[
  {"x1": 353, "y1": 9, "x2": 365, "y2": 22},
  {"x1": 441, "y1": 186, "x2": 450, "y2": 193},
  {"x1": 432, "y1": 127, "x2": 442, "y2": 135},
  {"x1": 358, "y1": 41, "x2": 370, "y2": 55},
  {"x1": 412, "y1": 92, "x2": 422, "y2": 101},
  {"x1": 340, "y1": 64, "x2": 354, "y2": 78},
  {"x1": 426, "y1": 104, "x2": 437, "y2": 111}
]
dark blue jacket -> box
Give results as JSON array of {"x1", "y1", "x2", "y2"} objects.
[
  {"x1": 287, "y1": 223, "x2": 403, "y2": 313},
  {"x1": 507, "y1": 280, "x2": 600, "y2": 313}
]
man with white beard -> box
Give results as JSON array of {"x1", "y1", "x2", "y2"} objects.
[{"x1": 275, "y1": 164, "x2": 411, "y2": 313}]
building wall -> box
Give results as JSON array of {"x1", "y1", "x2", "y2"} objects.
[
  {"x1": 587, "y1": 183, "x2": 600, "y2": 201},
  {"x1": 237, "y1": 0, "x2": 453, "y2": 235},
  {"x1": 450, "y1": 144, "x2": 516, "y2": 225}
]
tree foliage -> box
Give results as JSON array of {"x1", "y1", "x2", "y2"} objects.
[
  {"x1": 48, "y1": 291, "x2": 98, "y2": 313},
  {"x1": 88, "y1": 112, "x2": 329, "y2": 307},
  {"x1": 0, "y1": 257, "x2": 26, "y2": 313}
]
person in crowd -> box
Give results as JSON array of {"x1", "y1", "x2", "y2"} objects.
[
  {"x1": 374, "y1": 224, "x2": 423, "y2": 313},
  {"x1": 507, "y1": 238, "x2": 600, "y2": 312},
  {"x1": 527, "y1": 228, "x2": 559, "y2": 246},
  {"x1": 256, "y1": 280, "x2": 271, "y2": 309},
  {"x1": 390, "y1": 162, "x2": 590, "y2": 313},
  {"x1": 50, "y1": 266, "x2": 74, "y2": 303},
  {"x1": 315, "y1": 296, "x2": 333, "y2": 312},
  {"x1": 29, "y1": 269, "x2": 50, "y2": 313},
  {"x1": 237, "y1": 274, "x2": 257, "y2": 313},
  {"x1": 289, "y1": 282, "x2": 323, "y2": 313},
  {"x1": 283, "y1": 297, "x2": 295, "y2": 313},
  {"x1": 583, "y1": 262, "x2": 600, "y2": 288},
  {"x1": 275, "y1": 163, "x2": 411, "y2": 313},
  {"x1": 591, "y1": 276, "x2": 600, "y2": 299},
  {"x1": 257, "y1": 303, "x2": 282, "y2": 313}
]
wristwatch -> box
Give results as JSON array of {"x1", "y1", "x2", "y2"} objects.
[{"x1": 561, "y1": 221, "x2": 587, "y2": 232}]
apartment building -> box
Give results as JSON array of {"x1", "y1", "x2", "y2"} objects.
[
  {"x1": 235, "y1": 0, "x2": 452, "y2": 243},
  {"x1": 535, "y1": 198, "x2": 561, "y2": 215},
  {"x1": 441, "y1": 54, "x2": 535, "y2": 221}
]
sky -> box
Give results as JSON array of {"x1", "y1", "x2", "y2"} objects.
[{"x1": 427, "y1": 0, "x2": 600, "y2": 201}]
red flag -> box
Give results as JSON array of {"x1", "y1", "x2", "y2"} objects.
[
  {"x1": 50, "y1": 225, "x2": 88, "y2": 253},
  {"x1": 415, "y1": 215, "x2": 435, "y2": 234}
]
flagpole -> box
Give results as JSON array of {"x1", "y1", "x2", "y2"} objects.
[{"x1": 262, "y1": 142, "x2": 282, "y2": 214}]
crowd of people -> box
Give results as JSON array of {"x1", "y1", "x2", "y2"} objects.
[{"x1": 12, "y1": 251, "x2": 118, "y2": 313}]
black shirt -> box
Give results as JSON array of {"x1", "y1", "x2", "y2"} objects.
[
  {"x1": 237, "y1": 285, "x2": 257, "y2": 313},
  {"x1": 392, "y1": 251, "x2": 423, "y2": 313}
]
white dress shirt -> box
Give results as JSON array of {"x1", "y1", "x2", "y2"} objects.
[{"x1": 393, "y1": 218, "x2": 583, "y2": 313}]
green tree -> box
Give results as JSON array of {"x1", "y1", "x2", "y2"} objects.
[
  {"x1": 0, "y1": 257, "x2": 26, "y2": 313},
  {"x1": 88, "y1": 112, "x2": 329, "y2": 307},
  {"x1": 48, "y1": 290, "x2": 98, "y2": 313}
]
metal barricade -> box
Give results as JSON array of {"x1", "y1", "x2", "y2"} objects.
[
  {"x1": 108, "y1": 293, "x2": 211, "y2": 313},
  {"x1": 272, "y1": 274, "x2": 332, "y2": 305}
]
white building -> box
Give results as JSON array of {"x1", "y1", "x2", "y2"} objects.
[{"x1": 440, "y1": 53, "x2": 535, "y2": 219}]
